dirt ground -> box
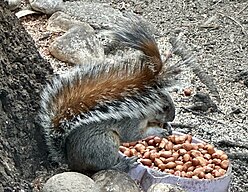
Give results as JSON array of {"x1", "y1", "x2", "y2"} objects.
[{"x1": 7, "y1": 0, "x2": 248, "y2": 191}]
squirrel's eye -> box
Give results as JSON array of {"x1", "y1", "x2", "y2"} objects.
[{"x1": 162, "y1": 106, "x2": 169, "y2": 112}]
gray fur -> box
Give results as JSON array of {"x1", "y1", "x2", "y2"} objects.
[{"x1": 38, "y1": 15, "x2": 176, "y2": 172}]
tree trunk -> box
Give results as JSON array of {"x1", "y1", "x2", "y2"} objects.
[{"x1": 0, "y1": 2, "x2": 53, "y2": 191}]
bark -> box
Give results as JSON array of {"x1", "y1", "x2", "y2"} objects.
[{"x1": 0, "y1": 2, "x2": 53, "y2": 191}]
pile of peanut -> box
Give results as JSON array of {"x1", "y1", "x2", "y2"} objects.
[{"x1": 119, "y1": 135, "x2": 229, "y2": 179}]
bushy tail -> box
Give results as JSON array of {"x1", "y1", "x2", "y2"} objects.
[{"x1": 111, "y1": 14, "x2": 163, "y2": 75}]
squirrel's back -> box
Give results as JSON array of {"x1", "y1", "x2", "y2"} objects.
[{"x1": 39, "y1": 14, "x2": 176, "y2": 161}]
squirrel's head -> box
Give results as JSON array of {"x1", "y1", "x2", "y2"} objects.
[{"x1": 147, "y1": 96, "x2": 175, "y2": 125}]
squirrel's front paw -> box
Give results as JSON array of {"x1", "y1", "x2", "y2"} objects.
[
  {"x1": 128, "y1": 156, "x2": 139, "y2": 168},
  {"x1": 112, "y1": 155, "x2": 139, "y2": 172},
  {"x1": 145, "y1": 127, "x2": 171, "y2": 138},
  {"x1": 163, "y1": 122, "x2": 173, "y2": 135}
]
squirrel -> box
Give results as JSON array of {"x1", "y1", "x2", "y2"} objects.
[{"x1": 38, "y1": 14, "x2": 181, "y2": 173}]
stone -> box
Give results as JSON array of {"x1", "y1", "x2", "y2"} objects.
[
  {"x1": 61, "y1": 1, "x2": 123, "y2": 29},
  {"x1": 235, "y1": 69, "x2": 248, "y2": 88},
  {"x1": 47, "y1": 11, "x2": 92, "y2": 32},
  {"x1": 5, "y1": 0, "x2": 21, "y2": 10},
  {"x1": 147, "y1": 183, "x2": 187, "y2": 192},
  {"x1": 42, "y1": 172, "x2": 100, "y2": 192},
  {"x1": 189, "y1": 92, "x2": 218, "y2": 112},
  {"x1": 92, "y1": 170, "x2": 141, "y2": 192},
  {"x1": 29, "y1": 0, "x2": 63, "y2": 15},
  {"x1": 49, "y1": 26, "x2": 104, "y2": 64}
]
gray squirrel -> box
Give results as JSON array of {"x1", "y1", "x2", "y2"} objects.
[{"x1": 38, "y1": 15, "x2": 183, "y2": 173}]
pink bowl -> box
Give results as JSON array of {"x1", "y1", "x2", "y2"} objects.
[{"x1": 126, "y1": 131, "x2": 232, "y2": 192}]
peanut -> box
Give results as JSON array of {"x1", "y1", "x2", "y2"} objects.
[
  {"x1": 145, "y1": 135, "x2": 155, "y2": 141},
  {"x1": 159, "y1": 157, "x2": 166, "y2": 163},
  {"x1": 212, "y1": 158, "x2": 221, "y2": 165},
  {"x1": 203, "y1": 153, "x2": 211, "y2": 160},
  {"x1": 120, "y1": 134, "x2": 229, "y2": 179},
  {"x1": 183, "y1": 154, "x2": 191, "y2": 162},
  {"x1": 175, "y1": 135, "x2": 187, "y2": 144},
  {"x1": 172, "y1": 152, "x2": 180, "y2": 159},
  {"x1": 143, "y1": 151, "x2": 151, "y2": 159},
  {"x1": 119, "y1": 146, "x2": 127, "y2": 153},
  {"x1": 191, "y1": 150, "x2": 202, "y2": 158},
  {"x1": 147, "y1": 146, "x2": 156, "y2": 150},
  {"x1": 160, "y1": 151, "x2": 172, "y2": 158},
  {"x1": 173, "y1": 144, "x2": 182, "y2": 151},
  {"x1": 220, "y1": 154, "x2": 228, "y2": 161},
  {"x1": 158, "y1": 139, "x2": 166, "y2": 148},
  {"x1": 205, "y1": 144, "x2": 215, "y2": 155},
  {"x1": 178, "y1": 149, "x2": 187, "y2": 155},
  {"x1": 134, "y1": 144, "x2": 146, "y2": 153},
  {"x1": 205, "y1": 173, "x2": 214, "y2": 179},
  {"x1": 175, "y1": 165, "x2": 184, "y2": 172},
  {"x1": 187, "y1": 166, "x2": 195, "y2": 172},
  {"x1": 182, "y1": 143, "x2": 193, "y2": 151},
  {"x1": 164, "y1": 157, "x2": 175, "y2": 163},
  {"x1": 165, "y1": 162, "x2": 177, "y2": 169},
  {"x1": 186, "y1": 135, "x2": 193, "y2": 143},
  {"x1": 191, "y1": 144, "x2": 199, "y2": 150},
  {"x1": 158, "y1": 163, "x2": 166, "y2": 171},
  {"x1": 197, "y1": 143, "x2": 205, "y2": 149},
  {"x1": 198, "y1": 172, "x2": 205, "y2": 179},
  {"x1": 212, "y1": 170, "x2": 222, "y2": 177},
  {"x1": 154, "y1": 136, "x2": 162, "y2": 144},
  {"x1": 192, "y1": 175, "x2": 199, "y2": 179},
  {"x1": 154, "y1": 158, "x2": 163, "y2": 167},
  {"x1": 220, "y1": 160, "x2": 229, "y2": 169},
  {"x1": 174, "y1": 170, "x2": 181, "y2": 176},
  {"x1": 168, "y1": 135, "x2": 176, "y2": 143},
  {"x1": 193, "y1": 167, "x2": 204, "y2": 176},
  {"x1": 218, "y1": 168, "x2": 226, "y2": 175},
  {"x1": 196, "y1": 156, "x2": 207, "y2": 166},
  {"x1": 129, "y1": 141, "x2": 137, "y2": 146},
  {"x1": 130, "y1": 148, "x2": 138, "y2": 156},
  {"x1": 204, "y1": 166, "x2": 213, "y2": 173},
  {"x1": 185, "y1": 171, "x2": 193, "y2": 178},
  {"x1": 150, "y1": 152, "x2": 160, "y2": 162},
  {"x1": 192, "y1": 158, "x2": 200, "y2": 166},
  {"x1": 122, "y1": 143, "x2": 129, "y2": 147},
  {"x1": 164, "y1": 141, "x2": 173, "y2": 150},
  {"x1": 148, "y1": 139, "x2": 155, "y2": 146},
  {"x1": 183, "y1": 161, "x2": 193, "y2": 171},
  {"x1": 140, "y1": 159, "x2": 152, "y2": 166},
  {"x1": 124, "y1": 150, "x2": 131, "y2": 157},
  {"x1": 175, "y1": 160, "x2": 184, "y2": 165}
]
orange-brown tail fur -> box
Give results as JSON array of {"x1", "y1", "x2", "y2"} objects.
[{"x1": 51, "y1": 15, "x2": 163, "y2": 128}]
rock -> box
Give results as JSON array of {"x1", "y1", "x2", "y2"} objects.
[
  {"x1": 92, "y1": 170, "x2": 141, "y2": 192},
  {"x1": 29, "y1": 0, "x2": 63, "y2": 15},
  {"x1": 61, "y1": 1, "x2": 123, "y2": 29},
  {"x1": 235, "y1": 69, "x2": 248, "y2": 88},
  {"x1": 147, "y1": 183, "x2": 187, "y2": 192},
  {"x1": 49, "y1": 26, "x2": 104, "y2": 64},
  {"x1": 188, "y1": 92, "x2": 218, "y2": 112},
  {"x1": 4, "y1": 0, "x2": 21, "y2": 10},
  {"x1": 47, "y1": 11, "x2": 92, "y2": 32},
  {"x1": 42, "y1": 172, "x2": 100, "y2": 192}
]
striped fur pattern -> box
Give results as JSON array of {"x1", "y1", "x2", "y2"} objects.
[
  {"x1": 39, "y1": 61, "x2": 173, "y2": 160},
  {"x1": 38, "y1": 15, "x2": 177, "y2": 162}
]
